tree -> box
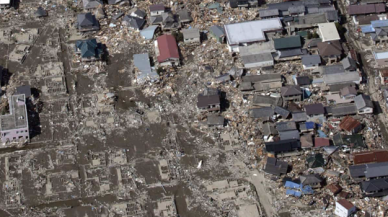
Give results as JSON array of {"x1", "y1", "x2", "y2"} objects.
[
  {"x1": 307, "y1": 31, "x2": 312, "y2": 39},
  {"x1": 172, "y1": 31, "x2": 184, "y2": 42},
  {"x1": 311, "y1": 31, "x2": 319, "y2": 38}
]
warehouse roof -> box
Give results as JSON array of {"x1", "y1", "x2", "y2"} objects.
[{"x1": 224, "y1": 18, "x2": 283, "y2": 45}]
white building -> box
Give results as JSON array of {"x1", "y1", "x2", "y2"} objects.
[
  {"x1": 0, "y1": 0, "x2": 10, "y2": 9},
  {"x1": 318, "y1": 23, "x2": 341, "y2": 42},
  {"x1": 334, "y1": 199, "x2": 356, "y2": 217},
  {"x1": 224, "y1": 18, "x2": 283, "y2": 52}
]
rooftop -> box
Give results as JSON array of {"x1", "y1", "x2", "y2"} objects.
[
  {"x1": 210, "y1": 25, "x2": 225, "y2": 38},
  {"x1": 337, "y1": 199, "x2": 355, "y2": 210},
  {"x1": 318, "y1": 23, "x2": 340, "y2": 42},
  {"x1": 374, "y1": 50, "x2": 388, "y2": 60},
  {"x1": 0, "y1": 94, "x2": 28, "y2": 131},
  {"x1": 353, "y1": 150, "x2": 388, "y2": 165},
  {"x1": 348, "y1": 3, "x2": 385, "y2": 15},
  {"x1": 301, "y1": 55, "x2": 321, "y2": 66},
  {"x1": 281, "y1": 85, "x2": 302, "y2": 96},
  {"x1": 354, "y1": 94, "x2": 373, "y2": 110},
  {"x1": 263, "y1": 157, "x2": 288, "y2": 176},
  {"x1": 304, "y1": 103, "x2": 325, "y2": 115},
  {"x1": 274, "y1": 36, "x2": 302, "y2": 50},
  {"x1": 150, "y1": 4, "x2": 165, "y2": 12},
  {"x1": 182, "y1": 28, "x2": 200, "y2": 39},
  {"x1": 317, "y1": 40, "x2": 342, "y2": 57},
  {"x1": 156, "y1": 35, "x2": 179, "y2": 63},
  {"x1": 224, "y1": 18, "x2": 283, "y2": 45},
  {"x1": 339, "y1": 116, "x2": 361, "y2": 132}
]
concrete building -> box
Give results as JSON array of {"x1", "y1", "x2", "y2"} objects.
[
  {"x1": 0, "y1": 0, "x2": 10, "y2": 10},
  {"x1": 0, "y1": 94, "x2": 29, "y2": 143},
  {"x1": 373, "y1": 50, "x2": 388, "y2": 67},
  {"x1": 334, "y1": 199, "x2": 356, "y2": 217},
  {"x1": 318, "y1": 23, "x2": 341, "y2": 42},
  {"x1": 224, "y1": 18, "x2": 283, "y2": 52}
]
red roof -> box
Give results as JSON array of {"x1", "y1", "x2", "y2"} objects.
[
  {"x1": 157, "y1": 35, "x2": 179, "y2": 63},
  {"x1": 353, "y1": 150, "x2": 388, "y2": 165},
  {"x1": 337, "y1": 199, "x2": 355, "y2": 210},
  {"x1": 339, "y1": 116, "x2": 361, "y2": 132},
  {"x1": 314, "y1": 137, "x2": 330, "y2": 148}
]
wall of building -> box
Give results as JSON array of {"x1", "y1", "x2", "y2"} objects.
[
  {"x1": 1, "y1": 127, "x2": 29, "y2": 143},
  {"x1": 377, "y1": 58, "x2": 388, "y2": 67},
  {"x1": 283, "y1": 95, "x2": 302, "y2": 102},
  {"x1": 244, "y1": 60, "x2": 274, "y2": 69},
  {"x1": 184, "y1": 37, "x2": 200, "y2": 44},
  {"x1": 358, "y1": 107, "x2": 373, "y2": 114},
  {"x1": 151, "y1": 11, "x2": 163, "y2": 16}
]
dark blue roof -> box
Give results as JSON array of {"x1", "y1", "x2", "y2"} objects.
[{"x1": 76, "y1": 39, "x2": 102, "y2": 58}]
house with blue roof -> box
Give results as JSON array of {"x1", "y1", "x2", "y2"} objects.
[
  {"x1": 361, "y1": 20, "x2": 388, "y2": 45},
  {"x1": 75, "y1": 39, "x2": 103, "y2": 62},
  {"x1": 371, "y1": 20, "x2": 388, "y2": 28},
  {"x1": 284, "y1": 181, "x2": 314, "y2": 197},
  {"x1": 361, "y1": 25, "x2": 375, "y2": 34},
  {"x1": 140, "y1": 25, "x2": 159, "y2": 40}
]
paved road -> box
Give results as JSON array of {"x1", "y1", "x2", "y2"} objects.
[{"x1": 247, "y1": 170, "x2": 276, "y2": 217}]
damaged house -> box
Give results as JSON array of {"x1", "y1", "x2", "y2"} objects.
[
  {"x1": 197, "y1": 88, "x2": 221, "y2": 112},
  {"x1": 75, "y1": 38, "x2": 103, "y2": 62},
  {"x1": 263, "y1": 157, "x2": 288, "y2": 176},
  {"x1": 77, "y1": 13, "x2": 100, "y2": 32}
]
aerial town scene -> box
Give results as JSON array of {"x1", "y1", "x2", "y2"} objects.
[{"x1": 1, "y1": 0, "x2": 388, "y2": 216}]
